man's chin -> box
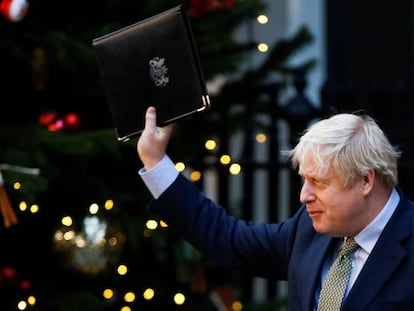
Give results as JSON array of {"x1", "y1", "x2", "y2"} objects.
[{"x1": 312, "y1": 222, "x2": 328, "y2": 234}]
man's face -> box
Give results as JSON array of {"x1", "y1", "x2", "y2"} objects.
[{"x1": 298, "y1": 155, "x2": 367, "y2": 237}]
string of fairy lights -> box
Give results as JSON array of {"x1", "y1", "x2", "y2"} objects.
[
  {"x1": 256, "y1": 13, "x2": 270, "y2": 52},
  {"x1": 6, "y1": 10, "x2": 272, "y2": 311}
]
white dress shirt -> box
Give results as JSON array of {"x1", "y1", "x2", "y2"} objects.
[{"x1": 139, "y1": 155, "x2": 178, "y2": 199}]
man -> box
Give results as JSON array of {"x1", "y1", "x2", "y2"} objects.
[{"x1": 137, "y1": 106, "x2": 414, "y2": 310}]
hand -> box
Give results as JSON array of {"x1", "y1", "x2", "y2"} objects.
[{"x1": 137, "y1": 106, "x2": 174, "y2": 169}]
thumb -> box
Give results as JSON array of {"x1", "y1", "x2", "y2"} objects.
[{"x1": 144, "y1": 106, "x2": 157, "y2": 132}]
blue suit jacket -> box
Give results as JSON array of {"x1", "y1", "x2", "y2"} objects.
[{"x1": 148, "y1": 174, "x2": 414, "y2": 310}]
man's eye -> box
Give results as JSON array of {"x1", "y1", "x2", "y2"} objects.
[{"x1": 311, "y1": 178, "x2": 320, "y2": 185}]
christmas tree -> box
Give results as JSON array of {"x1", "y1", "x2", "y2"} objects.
[{"x1": 0, "y1": 0, "x2": 315, "y2": 310}]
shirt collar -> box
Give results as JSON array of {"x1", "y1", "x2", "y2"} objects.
[{"x1": 354, "y1": 187, "x2": 400, "y2": 254}]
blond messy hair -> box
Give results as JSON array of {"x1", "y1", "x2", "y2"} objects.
[{"x1": 286, "y1": 113, "x2": 401, "y2": 188}]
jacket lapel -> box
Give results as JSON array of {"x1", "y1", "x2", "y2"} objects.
[
  {"x1": 343, "y1": 196, "x2": 411, "y2": 310},
  {"x1": 300, "y1": 234, "x2": 339, "y2": 310}
]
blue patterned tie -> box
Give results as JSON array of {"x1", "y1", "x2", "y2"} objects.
[{"x1": 317, "y1": 238, "x2": 360, "y2": 310}]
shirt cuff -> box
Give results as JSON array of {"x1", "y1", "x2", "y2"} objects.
[{"x1": 138, "y1": 155, "x2": 179, "y2": 199}]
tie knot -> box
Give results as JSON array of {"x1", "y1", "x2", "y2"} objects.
[{"x1": 340, "y1": 237, "x2": 359, "y2": 257}]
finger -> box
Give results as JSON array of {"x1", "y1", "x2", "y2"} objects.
[{"x1": 144, "y1": 106, "x2": 157, "y2": 131}]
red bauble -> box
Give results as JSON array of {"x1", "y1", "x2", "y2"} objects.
[
  {"x1": 19, "y1": 279, "x2": 32, "y2": 290},
  {"x1": 0, "y1": 266, "x2": 17, "y2": 285},
  {"x1": 63, "y1": 112, "x2": 81, "y2": 131},
  {"x1": 38, "y1": 111, "x2": 58, "y2": 127}
]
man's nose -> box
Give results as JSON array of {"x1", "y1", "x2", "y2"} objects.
[{"x1": 300, "y1": 182, "x2": 316, "y2": 204}]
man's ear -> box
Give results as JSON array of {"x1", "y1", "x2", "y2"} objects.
[{"x1": 362, "y1": 169, "x2": 375, "y2": 195}]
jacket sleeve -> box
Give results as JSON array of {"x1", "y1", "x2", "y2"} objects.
[{"x1": 147, "y1": 173, "x2": 308, "y2": 280}]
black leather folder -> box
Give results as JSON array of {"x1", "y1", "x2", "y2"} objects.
[{"x1": 92, "y1": 5, "x2": 210, "y2": 142}]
